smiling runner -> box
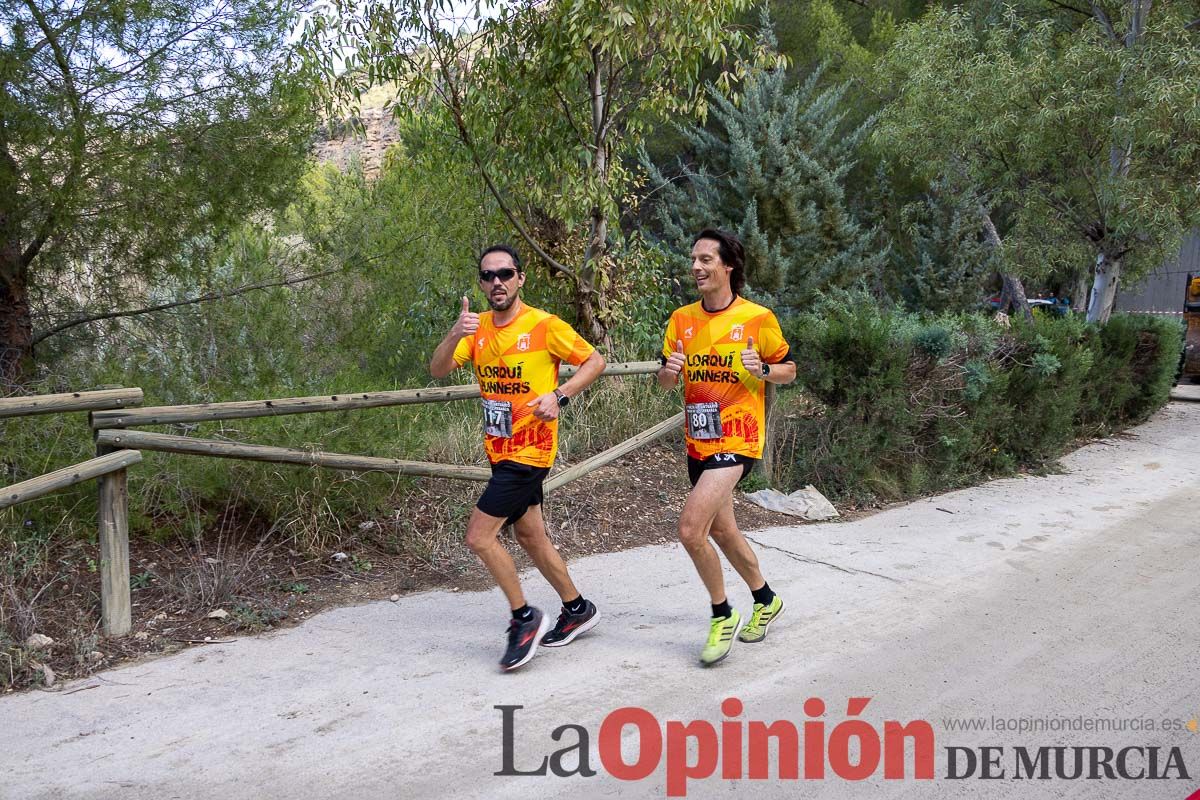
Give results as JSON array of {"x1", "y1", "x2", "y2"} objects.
[{"x1": 658, "y1": 229, "x2": 797, "y2": 666}]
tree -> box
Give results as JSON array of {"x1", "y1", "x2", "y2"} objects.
[
  {"x1": 298, "y1": 0, "x2": 770, "y2": 346},
  {"x1": 871, "y1": 170, "x2": 998, "y2": 313},
  {"x1": 0, "y1": 0, "x2": 313, "y2": 383},
  {"x1": 876, "y1": 4, "x2": 1200, "y2": 323},
  {"x1": 642, "y1": 55, "x2": 884, "y2": 309}
]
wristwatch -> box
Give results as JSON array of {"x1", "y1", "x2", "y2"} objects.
[
  {"x1": 761, "y1": 363, "x2": 771, "y2": 377},
  {"x1": 554, "y1": 389, "x2": 570, "y2": 407}
]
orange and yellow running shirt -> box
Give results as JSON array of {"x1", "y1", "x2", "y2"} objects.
[
  {"x1": 453, "y1": 303, "x2": 595, "y2": 468},
  {"x1": 662, "y1": 296, "x2": 792, "y2": 460}
]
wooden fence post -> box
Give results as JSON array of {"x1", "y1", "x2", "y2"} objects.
[{"x1": 96, "y1": 441, "x2": 132, "y2": 637}]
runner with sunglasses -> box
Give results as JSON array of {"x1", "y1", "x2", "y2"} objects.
[
  {"x1": 430, "y1": 244, "x2": 606, "y2": 671},
  {"x1": 658, "y1": 229, "x2": 797, "y2": 666}
]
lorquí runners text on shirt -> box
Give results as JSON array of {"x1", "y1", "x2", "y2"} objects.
[
  {"x1": 662, "y1": 296, "x2": 792, "y2": 460},
  {"x1": 454, "y1": 304, "x2": 594, "y2": 468}
]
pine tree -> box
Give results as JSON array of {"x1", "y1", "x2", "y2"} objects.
[
  {"x1": 869, "y1": 169, "x2": 998, "y2": 314},
  {"x1": 642, "y1": 36, "x2": 885, "y2": 309}
]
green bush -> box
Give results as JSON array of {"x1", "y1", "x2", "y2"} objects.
[{"x1": 779, "y1": 302, "x2": 1183, "y2": 504}]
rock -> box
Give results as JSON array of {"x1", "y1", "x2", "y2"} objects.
[
  {"x1": 89, "y1": 651, "x2": 104, "y2": 662},
  {"x1": 206, "y1": 609, "x2": 229, "y2": 620},
  {"x1": 36, "y1": 663, "x2": 55, "y2": 688},
  {"x1": 331, "y1": 552, "x2": 349, "y2": 562},
  {"x1": 389, "y1": 594, "x2": 400, "y2": 602},
  {"x1": 133, "y1": 632, "x2": 150, "y2": 642},
  {"x1": 25, "y1": 633, "x2": 54, "y2": 650},
  {"x1": 358, "y1": 521, "x2": 378, "y2": 532}
]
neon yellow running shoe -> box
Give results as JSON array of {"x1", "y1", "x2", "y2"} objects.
[
  {"x1": 738, "y1": 595, "x2": 784, "y2": 643},
  {"x1": 700, "y1": 610, "x2": 742, "y2": 666}
]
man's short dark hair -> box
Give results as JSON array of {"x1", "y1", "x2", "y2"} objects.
[
  {"x1": 479, "y1": 244, "x2": 522, "y2": 272},
  {"x1": 693, "y1": 229, "x2": 745, "y2": 295}
]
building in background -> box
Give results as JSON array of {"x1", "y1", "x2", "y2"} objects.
[{"x1": 1115, "y1": 231, "x2": 1200, "y2": 315}]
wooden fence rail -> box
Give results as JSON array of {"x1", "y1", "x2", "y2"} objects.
[
  {"x1": 545, "y1": 413, "x2": 683, "y2": 493},
  {"x1": 95, "y1": 429, "x2": 492, "y2": 481},
  {"x1": 0, "y1": 450, "x2": 143, "y2": 510},
  {"x1": 90, "y1": 362, "x2": 661, "y2": 429},
  {"x1": 90, "y1": 385, "x2": 483, "y2": 429},
  {"x1": 0, "y1": 387, "x2": 143, "y2": 419}
]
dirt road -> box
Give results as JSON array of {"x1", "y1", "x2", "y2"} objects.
[{"x1": 5, "y1": 402, "x2": 1199, "y2": 800}]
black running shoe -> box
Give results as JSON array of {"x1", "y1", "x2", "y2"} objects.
[
  {"x1": 499, "y1": 607, "x2": 550, "y2": 671},
  {"x1": 540, "y1": 600, "x2": 601, "y2": 647}
]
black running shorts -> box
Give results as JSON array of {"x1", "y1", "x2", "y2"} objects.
[
  {"x1": 476, "y1": 460, "x2": 551, "y2": 525},
  {"x1": 687, "y1": 453, "x2": 758, "y2": 487}
]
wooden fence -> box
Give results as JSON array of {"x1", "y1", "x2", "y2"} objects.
[
  {"x1": 5, "y1": 362, "x2": 705, "y2": 638},
  {"x1": 1, "y1": 388, "x2": 146, "y2": 636}
]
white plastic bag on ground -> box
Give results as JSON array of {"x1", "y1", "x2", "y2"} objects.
[{"x1": 744, "y1": 485, "x2": 839, "y2": 520}]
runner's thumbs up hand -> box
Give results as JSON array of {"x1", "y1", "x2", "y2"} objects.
[
  {"x1": 663, "y1": 338, "x2": 686, "y2": 377},
  {"x1": 741, "y1": 335, "x2": 764, "y2": 378},
  {"x1": 453, "y1": 295, "x2": 480, "y2": 338}
]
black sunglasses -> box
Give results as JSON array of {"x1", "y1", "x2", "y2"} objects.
[{"x1": 479, "y1": 268, "x2": 518, "y2": 283}]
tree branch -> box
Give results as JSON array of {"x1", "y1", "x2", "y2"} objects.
[
  {"x1": 31, "y1": 268, "x2": 339, "y2": 346},
  {"x1": 21, "y1": 0, "x2": 87, "y2": 269},
  {"x1": 1090, "y1": 2, "x2": 1119, "y2": 41},
  {"x1": 551, "y1": 85, "x2": 588, "y2": 147},
  {"x1": 433, "y1": 50, "x2": 575, "y2": 281},
  {"x1": 1044, "y1": 0, "x2": 1091, "y2": 17}
]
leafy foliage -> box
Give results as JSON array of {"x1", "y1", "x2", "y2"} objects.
[
  {"x1": 875, "y1": 5, "x2": 1200, "y2": 320},
  {"x1": 0, "y1": 0, "x2": 314, "y2": 379},
  {"x1": 778, "y1": 300, "x2": 1182, "y2": 503},
  {"x1": 643, "y1": 53, "x2": 883, "y2": 309},
  {"x1": 870, "y1": 172, "x2": 998, "y2": 313},
  {"x1": 297, "y1": 0, "x2": 771, "y2": 343}
]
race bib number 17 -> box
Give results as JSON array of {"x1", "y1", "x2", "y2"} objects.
[
  {"x1": 482, "y1": 399, "x2": 513, "y2": 438},
  {"x1": 686, "y1": 402, "x2": 723, "y2": 440}
]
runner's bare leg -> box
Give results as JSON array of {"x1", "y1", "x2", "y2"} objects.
[
  {"x1": 678, "y1": 466, "x2": 744, "y2": 604},
  {"x1": 465, "y1": 507, "x2": 525, "y2": 610},
  {"x1": 709, "y1": 494, "x2": 766, "y2": 590},
  {"x1": 512, "y1": 504, "x2": 579, "y2": 602}
]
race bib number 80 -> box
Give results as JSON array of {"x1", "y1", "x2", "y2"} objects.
[
  {"x1": 482, "y1": 399, "x2": 513, "y2": 438},
  {"x1": 686, "y1": 402, "x2": 723, "y2": 440}
]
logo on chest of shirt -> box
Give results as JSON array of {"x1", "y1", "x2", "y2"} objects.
[
  {"x1": 517, "y1": 333, "x2": 531, "y2": 352},
  {"x1": 477, "y1": 337, "x2": 487, "y2": 351},
  {"x1": 684, "y1": 326, "x2": 694, "y2": 340},
  {"x1": 730, "y1": 324, "x2": 744, "y2": 342}
]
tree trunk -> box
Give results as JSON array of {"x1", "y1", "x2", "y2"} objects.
[
  {"x1": 1, "y1": 136, "x2": 33, "y2": 386},
  {"x1": 576, "y1": 45, "x2": 613, "y2": 350},
  {"x1": 980, "y1": 210, "x2": 1034, "y2": 322},
  {"x1": 1070, "y1": 268, "x2": 1092, "y2": 315},
  {"x1": 575, "y1": 281, "x2": 611, "y2": 350},
  {"x1": 1080, "y1": 0, "x2": 1142, "y2": 326},
  {"x1": 576, "y1": 207, "x2": 612, "y2": 350},
  {"x1": 1086, "y1": 251, "x2": 1121, "y2": 323},
  {"x1": 0, "y1": 263, "x2": 33, "y2": 387},
  {"x1": 998, "y1": 272, "x2": 1035, "y2": 323}
]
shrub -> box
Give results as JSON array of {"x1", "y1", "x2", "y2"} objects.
[{"x1": 778, "y1": 304, "x2": 1182, "y2": 504}]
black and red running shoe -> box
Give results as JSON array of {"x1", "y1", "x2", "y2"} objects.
[
  {"x1": 500, "y1": 608, "x2": 550, "y2": 671},
  {"x1": 540, "y1": 600, "x2": 600, "y2": 647}
]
